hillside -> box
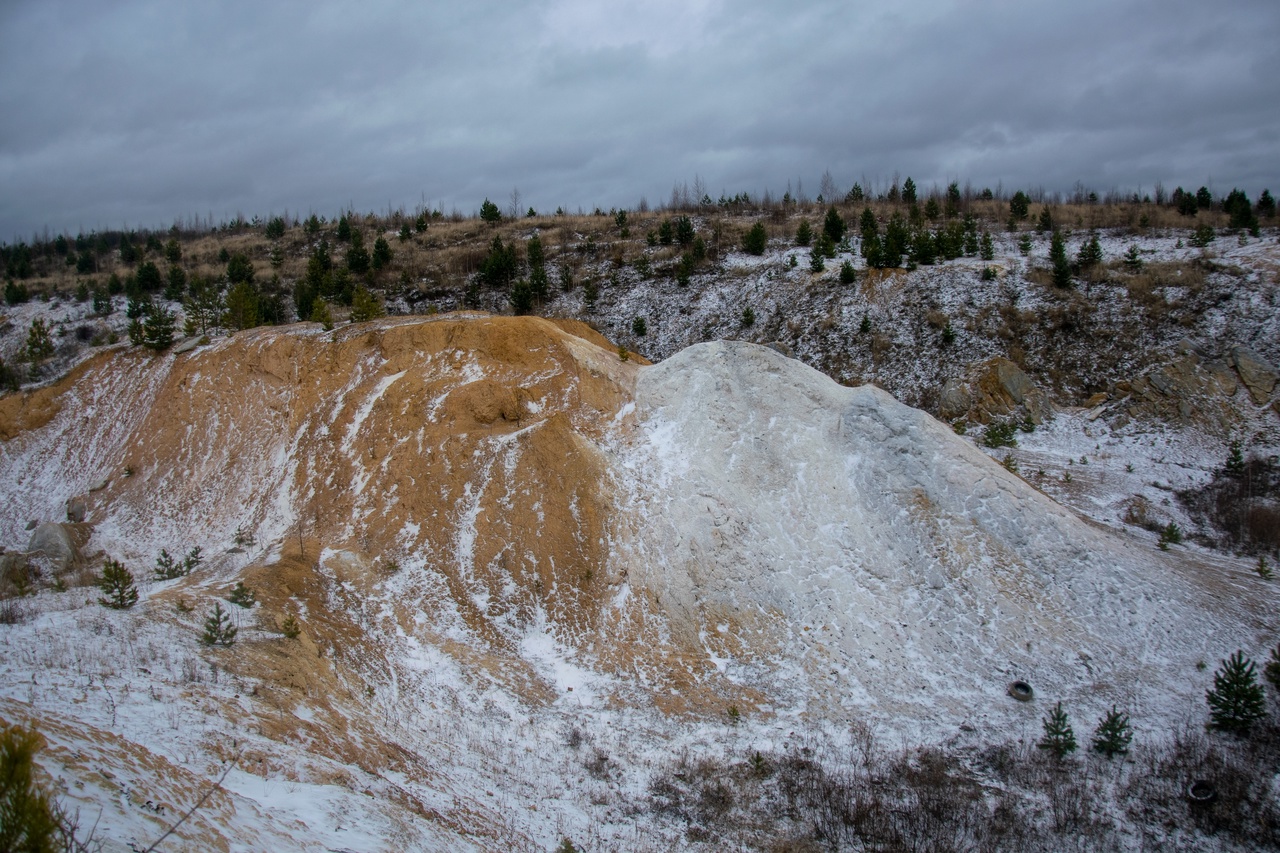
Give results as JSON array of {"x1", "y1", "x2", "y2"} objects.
[{"x1": 2, "y1": 313, "x2": 1279, "y2": 850}]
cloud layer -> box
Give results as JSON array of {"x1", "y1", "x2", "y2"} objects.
[{"x1": 2, "y1": 0, "x2": 1277, "y2": 238}]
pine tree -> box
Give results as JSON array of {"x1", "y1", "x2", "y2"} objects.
[
  {"x1": 280, "y1": 614, "x2": 301, "y2": 639},
  {"x1": 24, "y1": 319, "x2": 54, "y2": 365},
  {"x1": 200, "y1": 602, "x2": 237, "y2": 646},
  {"x1": 1257, "y1": 555, "x2": 1273, "y2": 580},
  {"x1": 979, "y1": 231, "x2": 995, "y2": 261},
  {"x1": 479, "y1": 198, "x2": 501, "y2": 224},
  {"x1": 1050, "y1": 230, "x2": 1072, "y2": 288},
  {"x1": 345, "y1": 231, "x2": 370, "y2": 275},
  {"x1": 1257, "y1": 189, "x2": 1276, "y2": 219},
  {"x1": 823, "y1": 206, "x2": 846, "y2": 244},
  {"x1": 1076, "y1": 230, "x2": 1103, "y2": 268},
  {"x1": 1225, "y1": 440, "x2": 1245, "y2": 477},
  {"x1": 1036, "y1": 207, "x2": 1054, "y2": 233},
  {"x1": 1038, "y1": 701, "x2": 1077, "y2": 758},
  {"x1": 509, "y1": 278, "x2": 534, "y2": 315},
  {"x1": 1206, "y1": 650, "x2": 1266, "y2": 734},
  {"x1": 371, "y1": 235, "x2": 393, "y2": 270},
  {"x1": 97, "y1": 558, "x2": 138, "y2": 609},
  {"x1": 1009, "y1": 191, "x2": 1030, "y2": 221},
  {"x1": 1265, "y1": 645, "x2": 1280, "y2": 689},
  {"x1": 0, "y1": 725, "x2": 65, "y2": 852},
  {"x1": 839, "y1": 261, "x2": 856, "y2": 285},
  {"x1": 901, "y1": 177, "x2": 917, "y2": 205},
  {"x1": 1091, "y1": 706, "x2": 1133, "y2": 757},
  {"x1": 350, "y1": 286, "x2": 383, "y2": 322},
  {"x1": 743, "y1": 221, "x2": 768, "y2": 255},
  {"x1": 228, "y1": 581, "x2": 256, "y2": 608},
  {"x1": 143, "y1": 306, "x2": 175, "y2": 351},
  {"x1": 310, "y1": 299, "x2": 334, "y2": 330},
  {"x1": 794, "y1": 219, "x2": 812, "y2": 247},
  {"x1": 336, "y1": 214, "x2": 352, "y2": 241},
  {"x1": 1018, "y1": 233, "x2": 1033, "y2": 256}
]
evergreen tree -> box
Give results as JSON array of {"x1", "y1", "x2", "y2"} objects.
[
  {"x1": 350, "y1": 286, "x2": 384, "y2": 321},
  {"x1": 823, "y1": 205, "x2": 846, "y2": 244},
  {"x1": 345, "y1": 231, "x2": 370, "y2": 275},
  {"x1": 742, "y1": 221, "x2": 768, "y2": 255},
  {"x1": 809, "y1": 251, "x2": 825, "y2": 273},
  {"x1": 924, "y1": 198, "x2": 941, "y2": 221},
  {"x1": 839, "y1": 260, "x2": 857, "y2": 285},
  {"x1": 1077, "y1": 230, "x2": 1103, "y2": 268},
  {"x1": 228, "y1": 582, "x2": 256, "y2": 608},
  {"x1": 143, "y1": 305, "x2": 175, "y2": 351},
  {"x1": 479, "y1": 198, "x2": 502, "y2": 224},
  {"x1": 0, "y1": 725, "x2": 65, "y2": 852},
  {"x1": 901, "y1": 177, "x2": 917, "y2": 205},
  {"x1": 1206, "y1": 650, "x2": 1266, "y2": 734},
  {"x1": 795, "y1": 219, "x2": 812, "y2": 247},
  {"x1": 336, "y1": 214, "x2": 352, "y2": 241},
  {"x1": 1195, "y1": 186, "x2": 1213, "y2": 210},
  {"x1": 1037, "y1": 701, "x2": 1077, "y2": 758},
  {"x1": 479, "y1": 235, "x2": 519, "y2": 289},
  {"x1": 225, "y1": 253, "x2": 255, "y2": 286},
  {"x1": 97, "y1": 558, "x2": 139, "y2": 609},
  {"x1": 859, "y1": 207, "x2": 882, "y2": 268},
  {"x1": 911, "y1": 228, "x2": 937, "y2": 266},
  {"x1": 881, "y1": 214, "x2": 910, "y2": 268},
  {"x1": 24, "y1": 319, "x2": 54, "y2": 365},
  {"x1": 1050, "y1": 230, "x2": 1072, "y2": 288},
  {"x1": 224, "y1": 281, "x2": 260, "y2": 330},
  {"x1": 509, "y1": 278, "x2": 534, "y2": 314},
  {"x1": 1257, "y1": 189, "x2": 1276, "y2": 219},
  {"x1": 165, "y1": 264, "x2": 187, "y2": 301},
  {"x1": 1009, "y1": 191, "x2": 1030, "y2": 221},
  {"x1": 1190, "y1": 223, "x2": 1215, "y2": 248},
  {"x1": 979, "y1": 231, "x2": 995, "y2": 261},
  {"x1": 1036, "y1": 207, "x2": 1054, "y2": 233},
  {"x1": 674, "y1": 215, "x2": 696, "y2": 247},
  {"x1": 136, "y1": 259, "x2": 163, "y2": 293},
  {"x1": 1265, "y1": 644, "x2": 1280, "y2": 689},
  {"x1": 280, "y1": 614, "x2": 301, "y2": 639},
  {"x1": 845, "y1": 183, "x2": 864, "y2": 203},
  {"x1": 1092, "y1": 706, "x2": 1133, "y2": 757},
  {"x1": 657, "y1": 219, "x2": 674, "y2": 245},
  {"x1": 310, "y1": 299, "x2": 334, "y2": 330},
  {"x1": 200, "y1": 602, "x2": 237, "y2": 646},
  {"x1": 1123, "y1": 244, "x2": 1143, "y2": 270},
  {"x1": 945, "y1": 182, "x2": 962, "y2": 217},
  {"x1": 371, "y1": 235, "x2": 393, "y2": 270}
]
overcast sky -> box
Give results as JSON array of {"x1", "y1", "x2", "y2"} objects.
[{"x1": 2, "y1": 0, "x2": 1277, "y2": 241}]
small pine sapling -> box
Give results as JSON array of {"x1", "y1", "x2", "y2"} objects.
[
  {"x1": 1158, "y1": 522, "x2": 1183, "y2": 550},
  {"x1": 1037, "y1": 701, "x2": 1077, "y2": 758},
  {"x1": 1206, "y1": 650, "x2": 1266, "y2": 735},
  {"x1": 280, "y1": 614, "x2": 301, "y2": 639},
  {"x1": 200, "y1": 602, "x2": 237, "y2": 647},
  {"x1": 1256, "y1": 554, "x2": 1274, "y2": 580},
  {"x1": 1092, "y1": 706, "x2": 1133, "y2": 757},
  {"x1": 97, "y1": 559, "x2": 138, "y2": 609},
  {"x1": 228, "y1": 582, "x2": 256, "y2": 609},
  {"x1": 839, "y1": 261, "x2": 856, "y2": 285},
  {"x1": 741, "y1": 306, "x2": 755, "y2": 327}
]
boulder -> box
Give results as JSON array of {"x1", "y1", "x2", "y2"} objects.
[
  {"x1": 972, "y1": 358, "x2": 1054, "y2": 425},
  {"x1": 1230, "y1": 346, "x2": 1278, "y2": 405},
  {"x1": 938, "y1": 379, "x2": 973, "y2": 421},
  {"x1": 25, "y1": 523, "x2": 80, "y2": 573},
  {"x1": 172, "y1": 336, "x2": 202, "y2": 355},
  {"x1": 66, "y1": 497, "x2": 87, "y2": 523}
]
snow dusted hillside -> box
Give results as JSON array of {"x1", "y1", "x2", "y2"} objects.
[{"x1": 1, "y1": 315, "x2": 1278, "y2": 850}]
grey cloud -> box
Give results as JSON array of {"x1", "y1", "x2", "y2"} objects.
[{"x1": 1, "y1": 0, "x2": 1277, "y2": 239}]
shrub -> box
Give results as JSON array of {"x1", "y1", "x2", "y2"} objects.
[
  {"x1": 1206, "y1": 651, "x2": 1266, "y2": 734},
  {"x1": 200, "y1": 602, "x2": 237, "y2": 646},
  {"x1": 97, "y1": 559, "x2": 138, "y2": 609}
]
